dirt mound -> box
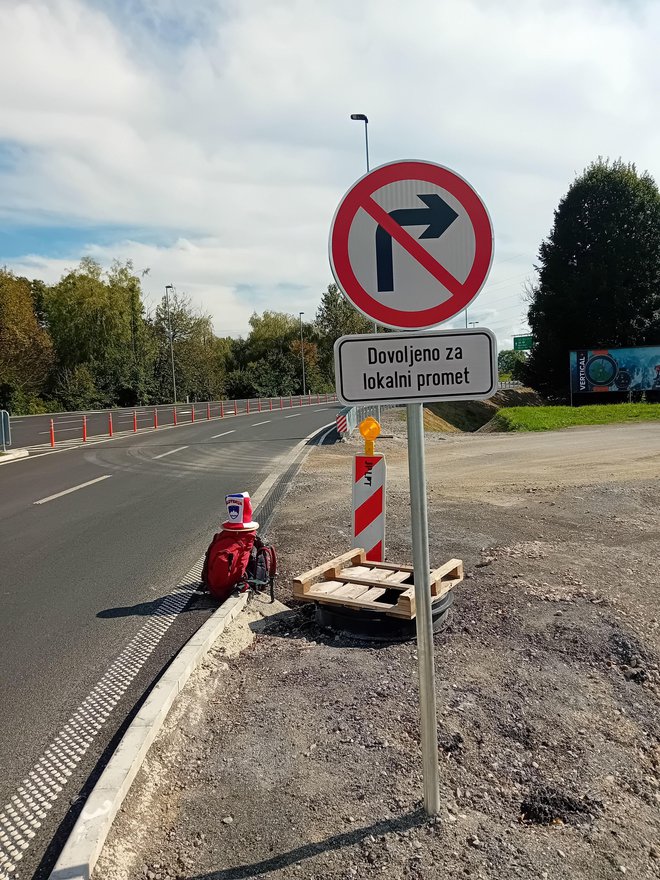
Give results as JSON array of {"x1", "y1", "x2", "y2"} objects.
[
  {"x1": 427, "y1": 387, "x2": 542, "y2": 432},
  {"x1": 423, "y1": 408, "x2": 461, "y2": 432},
  {"x1": 520, "y1": 786, "x2": 602, "y2": 826}
]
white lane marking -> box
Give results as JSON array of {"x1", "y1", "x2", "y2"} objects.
[
  {"x1": 211, "y1": 430, "x2": 235, "y2": 439},
  {"x1": 284, "y1": 414, "x2": 301, "y2": 419},
  {"x1": 251, "y1": 420, "x2": 270, "y2": 426},
  {"x1": 33, "y1": 475, "x2": 112, "y2": 506},
  {"x1": 0, "y1": 566, "x2": 203, "y2": 879},
  {"x1": 318, "y1": 426, "x2": 337, "y2": 445},
  {"x1": 38, "y1": 427, "x2": 81, "y2": 435},
  {"x1": 152, "y1": 445, "x2": 188, "y2": 460}
]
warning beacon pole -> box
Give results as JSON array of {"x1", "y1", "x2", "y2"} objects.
[{"x1": 407, "y1": 402, "x2": 440, "y2": 815}]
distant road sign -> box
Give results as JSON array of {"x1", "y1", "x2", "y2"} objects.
[
  {"x1": 513, "y1": 335, "x2": 533, "y2": 351},
  {"x1": 334, "y1": 328, "x2": 497, "y2": 406},
  {"x1": 329, "y1": 160, "x2": 493, "y2": 330}
]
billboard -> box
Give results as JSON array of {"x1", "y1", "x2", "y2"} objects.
[{"x1": 570, "y1": 346, "x2": 660, "y2": 393}]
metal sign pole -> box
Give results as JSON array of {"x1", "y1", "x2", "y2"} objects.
[{"x1": 406, "y1": 402, "x2": 440, "y2": 815}]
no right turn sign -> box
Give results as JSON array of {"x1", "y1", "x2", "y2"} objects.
[{"x1": 329, "y1": 160, "x2": 494, "y2": 329}]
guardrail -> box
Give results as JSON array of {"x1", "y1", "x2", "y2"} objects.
[
  {"x1": 336, "y1": 404, "x2": 382, "y2": 439},
  {"x1": 29, "y1": 394, "x2": 338, "y2": 449},
  {"x1": 335, "y1": 383, "x2": 524, "y2": 439}
]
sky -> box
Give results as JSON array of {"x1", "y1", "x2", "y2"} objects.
[{"x1": 1, "y1": 0, "x2": 659, "y2": 348}]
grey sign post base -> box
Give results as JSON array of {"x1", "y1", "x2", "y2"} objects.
[{"x1": 406, "y1": 402, "x2": 440, "y2": 815}]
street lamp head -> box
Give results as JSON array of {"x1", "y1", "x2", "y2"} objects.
[{"x1": 350, "y1": 113, "x2": 368, "y2": 123}]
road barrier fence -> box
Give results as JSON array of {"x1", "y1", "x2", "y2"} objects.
[{"x1": 38, "y1": 394, "x2": 338, "y2": 448}]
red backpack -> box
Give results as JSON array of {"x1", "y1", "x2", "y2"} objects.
[{"x1": 201, "y1": 530, "x2": 256, "y2": 601}]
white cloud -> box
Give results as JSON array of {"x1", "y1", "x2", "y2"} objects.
[{"x1": 1, "y1": 0, "x2": 659, "y2": 343}]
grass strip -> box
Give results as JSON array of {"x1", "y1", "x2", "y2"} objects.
[{"x1": 492, "y1": 403, "x2": 660, "y2": 432}]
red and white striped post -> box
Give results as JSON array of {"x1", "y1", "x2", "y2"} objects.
[
  {"x1": 108, "y1": 413, "x2": 113, "y2": 437},
  {"x1": 82, "y1": 415, "x2": 87, "y2": 442},
  {"x1": 207, "y1": 402, "x2": 211, "y2": 420},
  {"x1": 353, "y1": 452, "x2": 386, "y2": 562},
  {"x1": 173, "y1": 407, "x2": 177, "y2": 426},
  {"x1": 154, "y1": 409, "x2": 158, "y2": 429},
  {"x1": 133, "y1": 411, "x2": 138, "y2": 432},
  {"x1": 50, "y1": 419, "x2": 55, "y2": 447}
]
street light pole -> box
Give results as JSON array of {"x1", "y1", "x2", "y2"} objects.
[
  {"x1": 350, "y1": 113, "x2": 370, "y2": 173},
  {"x1": 351, "y1": 112, "x2": 380, "y2": 420},
  {"x1": 299, "y1": 311, "x2": 306, "y2": 396},
  {"x1": 165, "y1": 284, "x2": 178, "y2": 404}
]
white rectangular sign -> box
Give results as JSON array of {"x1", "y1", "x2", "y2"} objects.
[{"x1": 334, "y1": 328, "x2": 498, "y2": 406}]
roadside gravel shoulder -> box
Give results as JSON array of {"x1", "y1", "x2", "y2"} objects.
[{"x1": 97, "y1": 417, "x2": 660, "y2": 880}]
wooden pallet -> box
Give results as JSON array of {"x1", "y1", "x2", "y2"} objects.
[{"x1": 293, "y1": 548, "x2": 463, "y2": 620}]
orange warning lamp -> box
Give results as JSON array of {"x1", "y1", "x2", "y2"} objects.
[{"x1": 359, "y1": 417, "x2": 381, "y2": 455}]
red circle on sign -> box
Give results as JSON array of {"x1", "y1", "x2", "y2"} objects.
[{"x1": 329, "y1": 160, "x2": 493, "y2": 329}]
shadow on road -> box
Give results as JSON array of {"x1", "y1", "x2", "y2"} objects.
[
  {"x1": 97, "y1": 593, "x2": 216, "y2": 619},
  {"x1": 186, "y1": 810, "x2": 426, "y2": 879}
]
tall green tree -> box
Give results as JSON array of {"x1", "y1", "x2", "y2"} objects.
[
  {"x1": 152, "y1": 291, "x2": 226, "y2": 401},
  {"x1": 524, "y1": 159, "x2": 660, "y2": 400},
  {"x1": 315, "y1": 283, "x2": 373, "y2": 382},
  {"x1": 43, "y1": 258, "x2": 147, "y2": 406},
  {"x1": 0, "y1": 269, "x2": 53, "y2": 411},
  {"x1": 498, "y1": 349, "x2": 526, "y2": 375}
]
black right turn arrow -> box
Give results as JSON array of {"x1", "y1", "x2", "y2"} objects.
[{"x1": 375, "y1": 193, "x2": 458, "y2": 292}]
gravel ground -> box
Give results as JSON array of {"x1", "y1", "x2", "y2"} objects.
[{"x1": 97, "y1": 415, "x2": 660, "y2": 880}]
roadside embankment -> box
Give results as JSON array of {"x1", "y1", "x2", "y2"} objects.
[{"x1": 424, "y1": 388, "x2": 542, "y2": 432}]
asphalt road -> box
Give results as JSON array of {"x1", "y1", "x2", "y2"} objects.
[
  {"x1": 0, "y1": 403, "x2": 339, "y2": 879},
  {"x1": 8, "y1": 395, "x2": 334, "y2": 450}
]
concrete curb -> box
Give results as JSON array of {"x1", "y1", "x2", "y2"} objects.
[
  {"x1": 48, "y1": 420, "x2": 335, "y2": 880},
  {"x1": 49, "y1": 592, "x2": 249, "y2": 880},
  {"x1": 0, "y1": 448, "x2": 29, "y2": 465}
]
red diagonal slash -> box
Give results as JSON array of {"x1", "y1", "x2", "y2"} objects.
[{"x1": 362, "y1": 196, "x2": 464, "y2": 297}]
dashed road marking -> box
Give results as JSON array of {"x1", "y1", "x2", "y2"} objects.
[
  {"x1": 251, "y1": 420, "x2": 270, "y2": 427},
  {"x1": 211, "y1": 431, "x2": 235, "y2": 439},
  {"x1": 284, "y1": 414, "x2": 301, "y2": 419},
  {"x1": 33, "y1": 476, "x2": 112, "y2": 506},
  {"x1": 152, "y1": 446, "x2": 188, "y2": 460}
]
